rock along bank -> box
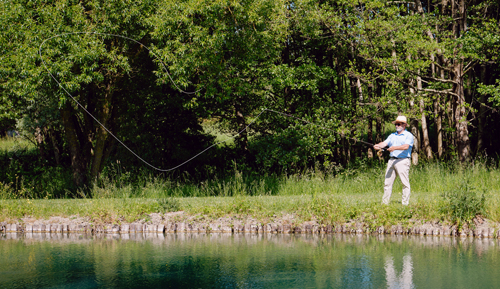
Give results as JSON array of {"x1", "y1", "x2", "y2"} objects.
[{"x1": 1, "y1": 212, "x2": 500, "y2": 239}]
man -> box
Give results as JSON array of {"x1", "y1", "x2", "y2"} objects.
[{"x1": 373, "y1": 116, "x2": 414, "y2": 205}]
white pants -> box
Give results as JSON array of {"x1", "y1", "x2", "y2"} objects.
[{"x1": 382, "y1": 158, "x2": 411, "y2": 205}]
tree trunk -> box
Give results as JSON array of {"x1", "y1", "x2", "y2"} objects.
[
  {"x1": 367, "y1": 117, "x2": 373, "y2": 158},
  {"x1": 410, "y1": 118, "x2": 419, "y2": 166},
  {"x1": 90, "y1": 84, "x2": 114, "y2": 180},
  {"x1": 476, "y1": 64, "x2": 488, "y2": 155},
  {"x1": 434, "y1": 97, "x2": 443, "y2": 158},
  {"x1": 61, "y1": 103, "x2": 88, "y2": 187},
  {"x1": 34, "y1": 126, "x2": 46, "y2": 161},
  {"x1": 356, "y1": 77, "x2": 363, "y2": 102},
  {"x1": 447, "y1": 96, "x2": 456, "y2": 151},
  {"x1": 408, "y1": 72, "x2": 420, "y2": 165},
  {"x1": 48, "y1": 128, "x2": 61, "y2": 166},
  {"x1": 348, "y1": 76, "x2": 359, "y2": 163},
  {"x1": 235, "y1": 103, "x2": 248, "y2": 154},
  {"x1": 375, "y1": 116, "x2": 382, "y2": 143},
  {"x1": 419, "y1": 98, "x2": 433, "y2": 159},
  {"x1": 451, "y1": 0, "x2": 471, "y2": 162},
  {"x1": 452, "y1": 65, "x2": 470, "y2": 162}
]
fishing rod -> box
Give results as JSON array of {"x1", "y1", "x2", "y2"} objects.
[{"x1": 39, "y1": 32, "x2": 383, "y2": 172}]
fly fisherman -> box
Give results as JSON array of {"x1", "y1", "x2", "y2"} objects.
[{"x1": 373, "y1": 116, "x2": 414, "y2": 205}]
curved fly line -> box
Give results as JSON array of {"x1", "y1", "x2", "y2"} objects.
[{"x1": 39, "y1": 32, "x2": 379, "y2": 172}]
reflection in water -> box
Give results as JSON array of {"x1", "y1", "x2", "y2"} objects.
[
  {"x1": 385, "y1": 254, "x2": 414, "y2": 289},
  {"x1": 0, "y1": 232, "x2": 499, "y2": 289}
]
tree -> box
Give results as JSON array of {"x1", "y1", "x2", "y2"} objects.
[
  {"x1": 1, "y1": 0, "x2": 212, "y2": 186},
  {"x1": 319, "y1": 0, "x2": 500, "y2": 162},
  {"x1": 149, "y1": 0, "x2": 291, "y2": 155}
]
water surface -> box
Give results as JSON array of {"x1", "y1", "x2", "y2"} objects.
[{"x1": 1, "y1": 232, "x2": 499, "y2": 288}]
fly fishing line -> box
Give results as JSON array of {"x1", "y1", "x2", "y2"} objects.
[{"x1": 39, "y1": 32, "x2": 381, "y2": 172}]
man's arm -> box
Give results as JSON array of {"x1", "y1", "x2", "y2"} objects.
[
  {"x1": 373, "y1": 141, "x2": 388, "y2": 150},
  {"x1": 386, "y1": 144, "x2": 410, "y2": 152}
]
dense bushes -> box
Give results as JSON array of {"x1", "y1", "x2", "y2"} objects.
[
  {"x1": 440, "y1": 182, "x2": 486, "y2": 225},
  {"x1": 249, "y1": 123, "x2": 340, "y2": 173}
]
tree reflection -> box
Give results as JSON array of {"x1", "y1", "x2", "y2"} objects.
[{"x1": 2, "y1": 233, "x2": 500, "y2": 288}]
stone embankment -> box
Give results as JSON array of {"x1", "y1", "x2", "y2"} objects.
[{"x1": 1, "y1": 212, "x2": 499, "y2": 238}]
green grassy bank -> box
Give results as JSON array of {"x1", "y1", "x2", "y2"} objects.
[{"x1": 1, "y1": 160, "x2": 499, "y2": 230}]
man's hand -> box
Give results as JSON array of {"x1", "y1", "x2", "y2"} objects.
[{"x1": 377, "y1": 150, "x2": 384, "y2": 158}]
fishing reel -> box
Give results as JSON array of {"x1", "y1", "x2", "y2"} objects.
[{"x1": 375, "y1": 146, "x2": 389, "y2": 158}]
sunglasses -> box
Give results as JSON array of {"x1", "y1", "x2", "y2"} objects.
[{"x1": 395, "y1": 123, "x2": 405, "y2": 126}]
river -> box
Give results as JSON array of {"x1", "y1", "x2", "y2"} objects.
[{"x1": 1, "y1": 232, "x2": 499, "y2": 288}]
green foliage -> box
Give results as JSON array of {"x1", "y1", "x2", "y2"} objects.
[
  {"x1": 1, "y1": 0, "x2": 214, "y2": 186},
  {"x1": 1, "y1": 0, "x2": 500, "y2": 192},
  {"x1": 478, "y1": 79, "x2": 500, "y2": 107},
  {"x1": 248, "y1": 104, "x2": 364, "y2": 173},
  {"x1": 250, "y1": 123, "x2": 339, "y2": 173},
  {"x1": 0, "y1": 137, "x2": 77, "y2": 199},
  {"x1": 439, "y1": 182, "x2": 486, "y2": 225},
  {"x1": 149, "y1": 0, "x2": 288, "y2": 145}
]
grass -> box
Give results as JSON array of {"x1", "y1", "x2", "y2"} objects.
[
  {"x1": 0, "y1": 136, "x2": 35, "y2": 152},
  {"x1": 1, "y1": 159, "x2": 499, "y2": 230},
  {"x1": 1, "y1": 134, "x2": 499, "y2": 229},
  {"x1": 202, "y1": 118, "x2": 236, "y2": 147}
]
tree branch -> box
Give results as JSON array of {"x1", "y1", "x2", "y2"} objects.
[
  {"x1": 463, "y1": 60, "x2": 476, "y2": 75},
  {"x1": 432, "y1": 61, "x2": 453, "y2": 73},
  {"x1": 422, "y1": 88, "x2": 459, "y2": 97},
  {"x1": 383, "y1": 67, "x2": 459, "y2": 97},
  {"x1": 422, "y1": 75, "x2": 458, "y2": 84}
]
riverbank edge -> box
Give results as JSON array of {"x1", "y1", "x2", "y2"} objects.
[{"x1": 1, "y1": 212, "x2": 499, "y2": 238}]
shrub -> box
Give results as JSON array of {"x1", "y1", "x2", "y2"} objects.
[
  {"x1": 249, "y1": 122, "x2": 340, "y2": 174},
  {"x1": 440, "y1": 181, "x2": 486, "y2": 225}
]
